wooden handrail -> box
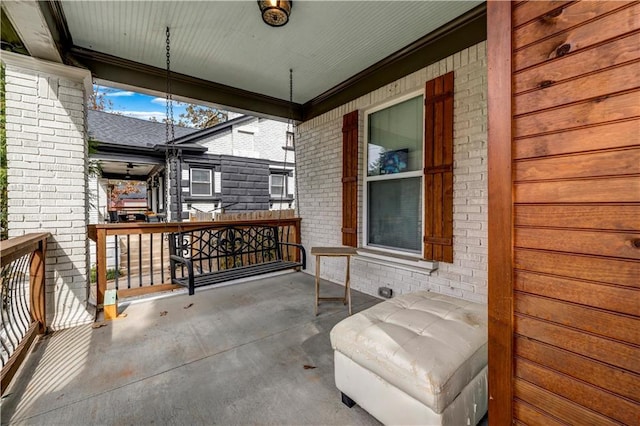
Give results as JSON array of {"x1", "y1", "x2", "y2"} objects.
[
  {"x1": 0, "y1": 233, "x2": 48, "y2": 394},
  {"x1": 0, "y1": 232, "x2": 50, "y2": 265},
  {"x1": 89, "y1": 219, "x2": 302, "y2": 306},
  {"x1": 88, "y1": 219, "x2": 302, "y2": 240}
]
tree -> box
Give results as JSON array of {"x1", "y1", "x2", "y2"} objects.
[
  {"x1": 88, "y1": 85, "x2": 114, "y2": 112},
  {"x1": 177, "y1": 105, "x2": 227, "y2": 129},
  {"x1": 108, "y1": 181, "x2": 142, "y2": 209}
]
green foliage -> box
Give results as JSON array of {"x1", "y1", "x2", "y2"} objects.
[
  {"x1": 1, "y1": 63, "x2": 7, "y2": 240},
  {"x1": 90, "y1": 266, "x2": 122, "y2": 283},
  {"x1": 87, "y1": 137, "x2": 102, "y2": 178}
]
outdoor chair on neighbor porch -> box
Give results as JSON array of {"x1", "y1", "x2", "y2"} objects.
[{"x1": 169, "y1": 224, "x2": 306, "y2": 295}]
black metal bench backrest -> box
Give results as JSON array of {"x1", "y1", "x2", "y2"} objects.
[{"x1": 170, "y1": 225, "x2": 285, "y2": 273}]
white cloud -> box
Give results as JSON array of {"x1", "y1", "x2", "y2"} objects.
[
  {"x1": 112, "y1": 110, "x2": 166, "y2": 122},
  {"x1": 106, "y1": 91, "x2": 135, "y2": 97},
  {"x1": 151, "y1": 97, "x2": 186, "y2": 107}
]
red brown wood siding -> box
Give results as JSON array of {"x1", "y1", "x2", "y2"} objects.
[
  {"x1": 342, "y1": 111, "x2": 359, "y2": 247},
  {"x1": 424, "y1": 72, "x2": 454, "y2": 263},
  {"x1": 489, "y1": 1, "x2": 640, "y2": 424}
]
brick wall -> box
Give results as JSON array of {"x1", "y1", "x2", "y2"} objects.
[
  {"x1": 199, "y1": 117, "x2": 293, "y2": 163},
  {"x1": 254, "y1": 118, "x2": 294, "y2": 163},
  {"x1": 3, "y1": 53, "x2": 94, "y2": 328},
  {"x1": 296, "y1": 42, "x2": 488, "y2": 303}
]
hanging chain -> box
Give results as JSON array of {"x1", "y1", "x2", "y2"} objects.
[
  {"x1": 290, "y1": 69, "x2": 300, "y2": 219},
  {"x1": 277, "y1": 69, "x2": 295, "y2": 225},
  {"x1": 165, "y1": 26, "x2": 181, "y2": 221},
  {"x1": 287, "y1": 68, "x2": 293, "y2": 134},
  {"x1": 165, "y1": 27, "x2": 175, "y2": 156}
]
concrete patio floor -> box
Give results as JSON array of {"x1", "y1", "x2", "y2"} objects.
[{"x1": 1, "y1": 272, "x2": 382, "y2": 425}]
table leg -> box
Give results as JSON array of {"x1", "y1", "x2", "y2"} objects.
[
  {"x1": 315, "y1": 255, "x2": 320, "y2": 316},
  {"x1": 345, "y1": 256, "x2": 352, "y2": 315}
]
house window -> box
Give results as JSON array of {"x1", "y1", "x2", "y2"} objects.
[
  {"x1": 190, "y1": 168, "x2": 212, "y2": 197},
  {"x1": 158, "y1": 176, "x2": 164, "y2": 210},
  {"x1": 286, "y1": 131, "x2": 294, "y2": 148},
  {"x1": 364, "y1": 94, "x2": 423, "y2": 254},
  {"x1": 270, "y1": 174, "x2": 287, "y2": 198}
]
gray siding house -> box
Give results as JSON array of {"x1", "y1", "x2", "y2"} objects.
[{"x1": 88, "y1": 110, "x2": 296, "y2": 222}]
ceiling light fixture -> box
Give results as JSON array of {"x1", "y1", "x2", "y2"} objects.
[{"x1": 258, "y1": 0, "x2": 292, "y2": 27}]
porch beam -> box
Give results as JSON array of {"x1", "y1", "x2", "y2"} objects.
[
  {"x1": 101, "y1": 173, "x2": 149, "y2": 181},
  {"x1": 2, "y1": 0, "x2": 62, "y2": 63},
  {"x1": 38, "y1": 0, "x2": 73, "y2": 60},
  {"x1": 93, "y1": 152, "x2": 165, "y2": 164},
  {"x1": 301, "y1": 3, "x2": 487, "y2": 121},
  {"x1": 69, "y1": 46, "x2": 304, "y2": 122}
]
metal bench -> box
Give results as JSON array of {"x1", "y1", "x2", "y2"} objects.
[{"x1": 169, "y1": 225, "x2": 306, "y2": 295}]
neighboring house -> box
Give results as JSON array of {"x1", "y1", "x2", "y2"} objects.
[
  {"x1": 172, "y1": 114, "x2": 296, "y2": 215},
  {"x1": 87, "y1": 109, "x2": 198, "y2": 223},
  {"x1": 87, "y1": 110, "x2": 296, "y2": 223}
]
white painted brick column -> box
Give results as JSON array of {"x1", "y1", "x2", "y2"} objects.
[{"x1": 2, "y1": 52, "x2": 94, "y2": 330}]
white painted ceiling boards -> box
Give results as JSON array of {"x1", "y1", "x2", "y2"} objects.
[{"x1": 61, "y1": 1, "x2": 482, "y2": 104}]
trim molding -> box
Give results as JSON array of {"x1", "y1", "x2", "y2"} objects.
[
  {"x1": 39, "y1": 1, "x2": 73, "y2": 59},
  {"x1": 487, "y1": 1, "x2": 513, "y2": 425},
  {"x1": 302, "y1": 3, "x2": 487, "y2": 121},
  {"x1": 70, "y1": 46, "x2": 304, "y2": 122},
  {"x1": 0, "y1": 50, "x2": 91, "y2": 95}
]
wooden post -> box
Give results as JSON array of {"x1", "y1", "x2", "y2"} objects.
[
  {"x1": 487, "y1": 1, "x2": 513, "y2": 424},
  {"x1": 29, "y1": 239, "x2": 47, "y2": 334},
  {"x1": 96, "y1": 228, "x2": 107, "y2": 307}
]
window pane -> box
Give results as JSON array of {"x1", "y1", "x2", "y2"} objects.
[
  {"x1": 191, "y1": 182, "x2": 211, "y2": 196},
  {"x1": 368, "y1": 177, "x2": 421, "y2": 252},
  {"x1": 271, "y1": 175, "x2": 284, "y2": 186},
  {"x1": 368, "y1": 96, "x2": 423, "y2": 176},
  {"x1": 192, "y1": 169, "x2": 210, "y2": 183}
]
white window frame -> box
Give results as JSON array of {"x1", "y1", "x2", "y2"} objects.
[
  {"x1": 362, "y1": 90, "x2": 425, "y2": 258},
  {"x1": 286, "y1": 131, "x2": 294, "y2": 148},
  {"x1": 158, "y1": 176, "x2": 164, "y2": 211},
  {"x1": 269, "y1": 173, "x2": 287, "y2": 198},
  {"x1": 190, "y1": 168, "x2": 213, "y2": 197}
]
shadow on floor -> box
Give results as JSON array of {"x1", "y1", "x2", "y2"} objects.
[{"x1": 2, "y1": 272, "x2": 383, "y2": 425}]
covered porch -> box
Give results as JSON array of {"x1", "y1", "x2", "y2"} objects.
[
  {"x1": 2, "y1": 272, "x2": 383, "y2": 424},
  {"x1": 2, "y1": 1, "x2": 638, "y2": 424}
]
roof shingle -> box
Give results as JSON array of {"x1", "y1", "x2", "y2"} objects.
[{"x1": 87, "y1": 110, "x2": 198, "y2": 148}]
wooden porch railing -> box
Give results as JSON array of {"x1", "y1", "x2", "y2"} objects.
[
  {"x1": 0, "y1": 232, "x2": 49, "y2": 394},
  {"x1": 88, "y1": 218, "x2": 302, "y2": 306}
]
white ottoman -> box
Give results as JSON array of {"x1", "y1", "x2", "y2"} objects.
[{"x1": 330, "y1": 291, "x2": 488, "y2": 425}]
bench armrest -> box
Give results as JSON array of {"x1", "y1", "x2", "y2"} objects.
[
  {"x1": 170, "y1": 254, "x2": 195, "y2": 295},
  {"x1": 278, "y1": 242, "x2": 307, "y2": 270}
]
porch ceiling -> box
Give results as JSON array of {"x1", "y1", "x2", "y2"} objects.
[
  {"x1": 61, "y1": 1, "x2": 481, "y2": 105},
  {"x1": 45, "y1": 1, "x2": 485, "y2": 120},
  {"x1": 99, "y1": 160, "x2": 156, "y2": 179}
]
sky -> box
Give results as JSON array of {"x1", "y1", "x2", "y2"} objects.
[{"x1": 94, "y1": 84, "x2": 191, "y2": 124}]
